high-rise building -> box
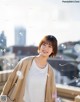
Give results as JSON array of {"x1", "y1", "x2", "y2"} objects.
[
  {"x1": 15, "y1": 26, "x2": 26, "y2": 46},
  {"x1": 0, "y1": 31, "x2": 7, "y2": 48}
]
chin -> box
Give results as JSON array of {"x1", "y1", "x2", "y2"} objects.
[
  {"x1": 39, "y1": 52, "x2": 49, "y2": 57},
  {"x1": 42, "y1": 54, "x2": 49, "y2": 57}
]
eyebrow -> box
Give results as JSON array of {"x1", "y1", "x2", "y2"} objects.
[{"x1": 43, "y1": 41, "x2": 52, "y2": 46}]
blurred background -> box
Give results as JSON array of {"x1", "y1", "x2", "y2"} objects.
[{"x1": 0, "y1": 0, "x2": 80, "y2": 96}]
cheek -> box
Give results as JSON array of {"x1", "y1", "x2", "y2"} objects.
[
  {"x1": 50, "y1": 49, "x2": 53, "y2": 53},
  {"x1": 50, "y1": 48, "x2": 53, "y2": 52},
  {"x1": 40, "y1": 45, "x2": 44, "y2": 49},
  {"x1": 39, "y1": 45, "x2": 45, "y2": 51},
  {"x1": 38, "y1": 47, "x2": 43, "y2": 53}
]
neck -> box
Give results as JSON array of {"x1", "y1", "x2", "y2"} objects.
[
  {"x1": 35, "y1": 55, "x2": 48, "y2": 69},
  {"x1": 36, "y1": 54, "x2": 48, "y2": 62}
]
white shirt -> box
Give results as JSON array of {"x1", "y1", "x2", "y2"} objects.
[{"x1": 23, "y1": 60, "x2": 48, "y2": 102}]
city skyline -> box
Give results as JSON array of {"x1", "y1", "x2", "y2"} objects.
[{"x1": 0, "y1": 0, "x2": 80, "y2": 47}]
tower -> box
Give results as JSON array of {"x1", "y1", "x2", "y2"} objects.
[
  {"x1": 0, "y1": 31, "x2": 7, "y2": 48},
  {"x1": 15, "y1": 26, "x2": 26, "y2": 46}
]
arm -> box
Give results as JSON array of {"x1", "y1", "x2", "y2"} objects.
[{"x1": 1, "y1": 60, "x2": 23, "y2": 95}]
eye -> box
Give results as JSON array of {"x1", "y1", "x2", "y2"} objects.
[
  {"x1": 49, "y1": 45, "x2": 52, "y2": 48},
  {"x1": 43, "y1": 43, "x2": 46, "y2": 46}
]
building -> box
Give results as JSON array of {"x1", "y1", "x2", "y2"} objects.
[
  {"x1": 6, "y1": 46, "x2": 38, "y2": 59},
  {"x1": 0, "y1": 31, "x2": 6, "y2": 48},
  {"x1": 15, "y1": 26, "x2": 26, "y2": 46}
]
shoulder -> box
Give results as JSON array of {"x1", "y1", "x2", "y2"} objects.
[
  {"x1": 48, "y1": 63, "x2": 55, "y2": 75},
  {"x1": 19, "y1": 56, "x2": 36, "y2": 64},
  {"x1": 48, "y1": 63, "x2": 53, "y2": 71},
  {"x1": 14, "y1": 56, "x2": 35, "y2": 70}
]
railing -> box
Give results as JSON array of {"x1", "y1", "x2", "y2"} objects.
[
  {"x1": 57, "y1": 84, "x2": 80, "y2": 102},
  {"x1": 0, "y1": 70, "x2": 80, "y2": 102}
]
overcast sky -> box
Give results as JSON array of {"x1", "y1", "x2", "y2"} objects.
[{"x1": 0, "y1": 0, "x2": 80, "y2": 46}]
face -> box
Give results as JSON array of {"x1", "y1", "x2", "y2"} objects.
[{"x1": 39, "y1": 41, "x2": 53, "y2": 57}]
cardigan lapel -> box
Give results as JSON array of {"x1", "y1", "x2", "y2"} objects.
[
  {"x1": 45, "y1": 64, "x2": 57, "y2": 102},
  {"x1": 16, "y1": 56, "x2": 35, "y2": 102},
  {"x1": 45, "y1": 64, "x2": 53, "y2": 102}
]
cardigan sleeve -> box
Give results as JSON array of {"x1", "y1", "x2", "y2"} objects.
[
  {"x1": 52, "y1": 69, "x2": 57, "y2": 102},
  {"x1": 1, "y1": 60, "x2": 23, "y2": 95}
]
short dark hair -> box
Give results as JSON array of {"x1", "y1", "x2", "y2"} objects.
[{"x1": 38, "y1": 35, "x2": 58, "y2": 57}]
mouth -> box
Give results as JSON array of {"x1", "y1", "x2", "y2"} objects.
[{"x1": 42, "y1": 50, "x2": 48, "y2": 54}]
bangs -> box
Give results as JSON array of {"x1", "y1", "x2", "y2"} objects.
[{"x1": 42, "y1": 40, "x2": 53, "y2": 46}]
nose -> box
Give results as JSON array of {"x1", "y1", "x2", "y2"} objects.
[{"x1": 43, "y1": 45, "x2": 49, "y2": 50}]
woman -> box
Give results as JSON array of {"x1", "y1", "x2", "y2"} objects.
[{"x1": 1, "y1": 35, "x2": 58, "y2": 102}]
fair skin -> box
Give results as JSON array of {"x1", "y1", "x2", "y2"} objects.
[{"x1": 35, "y1": 42, "x2": 53, "y2": 69}]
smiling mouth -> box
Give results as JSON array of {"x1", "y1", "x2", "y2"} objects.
[{"x1": 42, "y1": 50, "x2": 48, "y2": 54}]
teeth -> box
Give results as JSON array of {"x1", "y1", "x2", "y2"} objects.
[
  {"x1": 42, "y1": 50, "x2": 48, "y2": 53},
  {"x1": 43, "y1": 51, "x2": 47, "y2": 53}
]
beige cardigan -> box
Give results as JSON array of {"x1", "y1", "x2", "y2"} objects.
[{"x1": 1, "y1": 56, "x2": 57, "y2": 102}]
